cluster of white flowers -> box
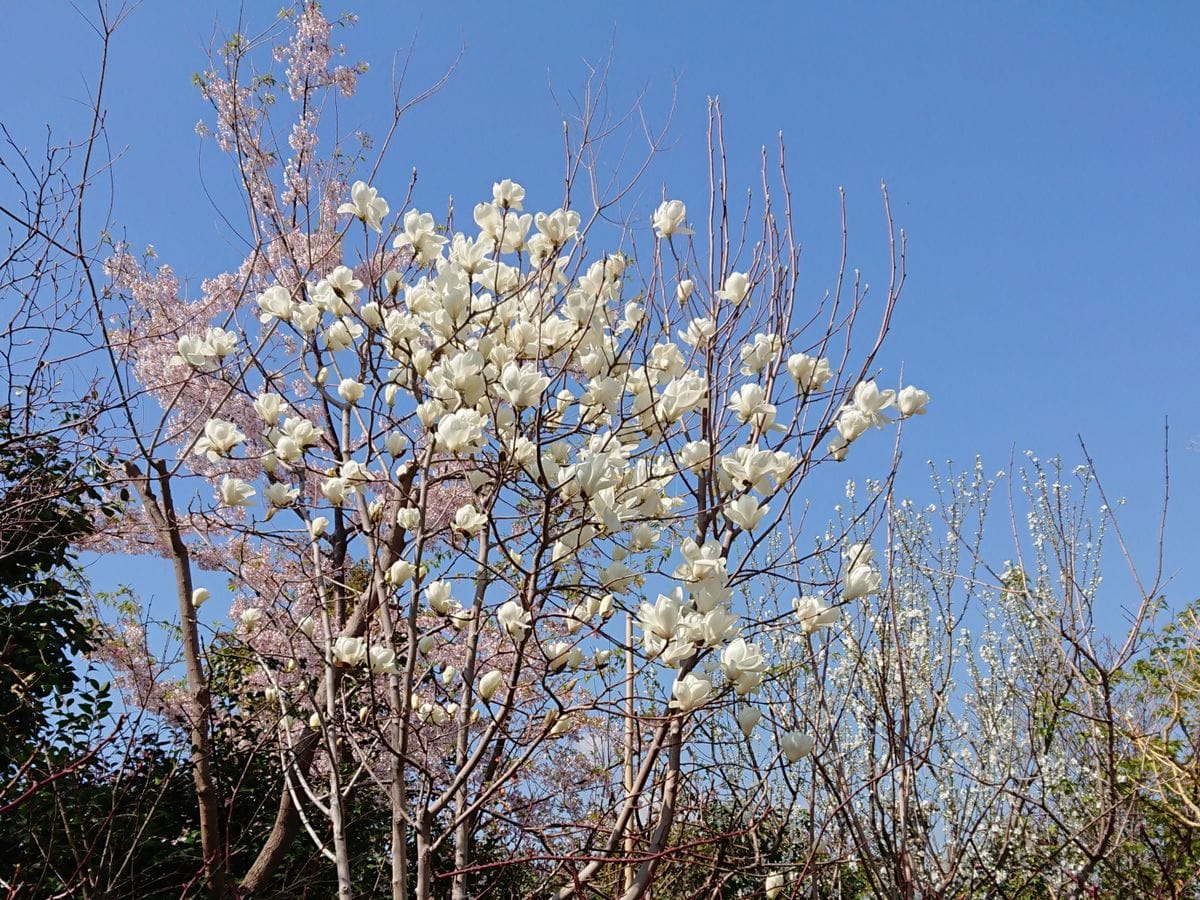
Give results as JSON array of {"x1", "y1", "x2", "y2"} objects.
[{"x1": 175, "y1": 180, "x2": 929, "y2": 778}]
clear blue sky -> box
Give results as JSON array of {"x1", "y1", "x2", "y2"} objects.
[{"x1": 5, "y1": 2, "x2": 1198, "y2": 622}]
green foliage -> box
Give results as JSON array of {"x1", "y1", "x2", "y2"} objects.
[{"x1": 0, "y1": 411, "x2": 116, "y2": 765}]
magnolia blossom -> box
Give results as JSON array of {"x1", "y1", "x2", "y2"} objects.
[
  {"x1": 478, "y1": 670, "x2": 504, "y2": 702},
  {"x1": 426, "y1": 581, "x2": 454, "y2": 615},
  {"x1": 716, "y1": 271, "x2": 750, "y2": 304},
  {"x1": 671, "y1": 673, "x2": 712, "y2": 713},
  {"x1": 794, "y1": 595, "x2": 839, "y2": 634},
  {"x1": 765, "y1": 873, "x2": 788, "y2": 900},
  {"x1": 897, "y1": 385, "x2": 931, "y2": 417},
  {"x1": 332, "y1": 636, "x2": 367, "y2": 667},
  {"x1": 651, "y1": 199, "x2": 692, "y2": 237},
  {"x1": 676, "y1": 279, "x2": 695, "y2": 303},
  {"x1": 786, "y1": 352, "x2": 832, "y2": 392},
  {"x1": 239, "y1": 607, "x2": 263, "y2": 629},
  {"x1": 195, "y1": 419, "x2": 246, "y2": 461},
  {"x1": 497, "y1": 599, "x2": 531, "y2": 639},
  {"x1": 337, "y1": 378, "x2": 365, "y2": 403},
  {"x1": 436, "y1": 409, "x2": 487, "y2": 454},
  {"x1": 721, "y1": 638, "x2": 766, "y2": 694},
  {"x1": 737, "y1": 705, "x2": 761, "y2": 738},
  {"x1": 492, "y1": 178, "x2": 525, "y2": 210},
  {"x1": 393, "y1": 209, "x2": 447, "y2": 265},
  {"x1": 780, "y1": 731, "x2": 815, "y2": 763},
  {"x1": 836, "y1": 407, "x2": 871, "y2": 443},
  {"x1": 263, "y1": 482, "x2": 299, "y2": 510},
  {"x1": 172, "y1": 335, "x2": 216, "y2": 370},
  {"x1": 386, "y1": 559, "x2": 415, "y2": 584},
  {"x1": 452, "y1": 504, "x2": 488, "y2": 536},
  {"x1": 368, "y1": 646, "x2": 398, "y2": 675},
  {"x1": 851, "y1": 380, "x2": 895, "y2": 427},
  {"x1": 843, "y1": 563, "x2": 882, "y2": 600},
  {"x1": 725, "y1": 495, "x2": 769, "y2": 531},
  {"x1": 338, "y1": 180, "x2": 389, "y2": 232},
  {"x1": 219, "y1": 476, "x2": 255, "y2": 507}
]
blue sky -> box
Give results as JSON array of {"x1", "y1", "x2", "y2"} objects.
[{"x1": 5, "y1": 1, "x2": 1198, "y2": 624}]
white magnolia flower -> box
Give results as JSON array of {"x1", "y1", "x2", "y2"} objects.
[
  {"x1": 191, "y1": 587, "x2": 210, "y2": 608},
  {"x1": 332, "y1": 636, "x2": 367, "y2": 667},
  {"x1": 263, "y1": 482, "x2": 299, "y2": 508},
  {"x1": 204, "y1": 327, "x2": 238, "y2": 357},
  {"x1": 836, "y1": 407, "x2": 871, "y2": 443},
  {"x1": 843, "y1": 542, "x2": 875, "y2": 568},
  {"x1": 171, "y1": 334, "x2": 216, "y2": 370},
  {"x1": 725, "y1": 494, "x2": 769, "y2": 532},
  {"x1": 219, "y1": 476, "x2": 256, "y2": 507},
  {"x1": 478, "y1": 669, "x2": 504, "y2": 702},
  {"x1": 651, "y1": 199, "x2": 692, "y2": 238},
  {"x1": 386, "y1": 559, "x2": 415, "y2": 584},
  {"x1": 308, "y1": 516, "x2": 329, "y2": 538},
  {"x1": 786, "y1": 352, "x2": 832, "y2": 392},
  {"x1": 852, "y1": 380, "x2": 895, "y2": 426},
  {"x1": 638, "y1": 590, "x2": 684, "y2": 642},
  {"x1": 716, "y1": 271, "x2": 750, "y2": 305},
  {"x1": 436, "y1": 409, "x2": 487, "y2": 454},
  {"x1": 452, "y1": 503, "x2": 488, "y2": 537},
  {"x1": 396, "y1": 507, "x2": 421, "y2": 531},
  {"x1": 492, "y1": 178, "x2": 525, "y2": 210},
  {"x1": 195, "y1": 419, "x2": 246, "y2": 461},
  {"x1": 676, "y1": 279, "x2": 695, "y2": 303},
  {"x1": 897, "y1": 385, "x2": 931, "y2": 417},
  {"x1": 737, "y1": 706, "x2": 761, "y2": 738},
  {"x1": 496, "y1": 362, "x2": 549, "y2": 408},
  {"x1": 497, "y1": 599, "x2": 531, "y2": 639},
  {"x1": 671, "y1": 673, "x2": 713, "y2": 713},
  {"x1": 337, "y1": 378, "x2": 365, "y2": 403},
  {"x1": 780, "y1": 731, "x2": 815, "y2": 763},
  {"x1": 794, "y1": 595, "x2": 839, "y2": 634},
  {"x1": 534, "y1": 208, "x2": 580, "y2": 244},
  {"x1": 256, "y1": 285, "x2": 295, "y2": 323},
  {"x1": 338, "y1": 180, "x2": 390, "y2": 232},
  {"x1": 426, "y1": 581, "x2": 454, "y2": 615},
  {"x1": 721, "y1": 638, "x2": 766, "y2": 694},
  {"x1": 298, "y1": 616, "x2": 315, "y2": 638},
  {"x1": 843, "y1": 564, "x2": 881, "y2": 600},
  {"x1": 239, "y1": 607, "x2": 263, "y2": 629},
  {"x1": 369, "y1": 646, "x2": 399, "y2": 675},
  {"x1": 254, "y1": 393, "x2": 284, "y2": 424},
  {"x1": 765, "y1": 872, "x2": 789, "y2": 900},
  {"x1": 393, "y1": 209, "x2": 447, "y2": 264},
  {"x1": 828, "y1": 434, "x2": 850, "y2": 462}
]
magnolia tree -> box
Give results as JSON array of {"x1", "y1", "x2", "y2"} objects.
[{"x1": 65, "y1": 5, "x2": 932, "y2": 898}]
